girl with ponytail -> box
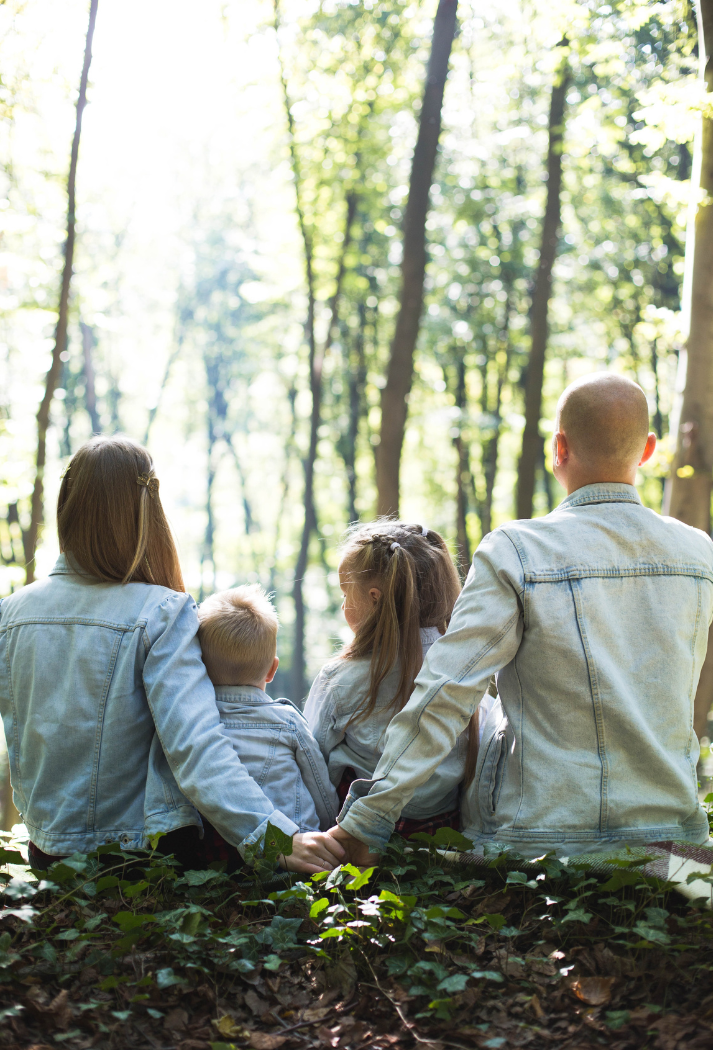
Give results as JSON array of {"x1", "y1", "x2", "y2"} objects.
[{"x1": 304, "y1": 521, "x2": 499, "y2": 837}]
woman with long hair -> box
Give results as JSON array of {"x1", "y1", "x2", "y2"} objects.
[{"x1": 0, "y1": 436, "x2": 342, "y2": 874}]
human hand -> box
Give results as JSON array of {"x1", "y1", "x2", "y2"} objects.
[
  {"x1": 325, "y1": 824, "x2": 380, "y2": 867},
  {"x1": 278, "y1": 831, "x2": 347, "y2": 874}
]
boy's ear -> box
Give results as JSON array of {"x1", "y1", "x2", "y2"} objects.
[{"x1": 265, "y1": 655, "x2": 279, "y2": 684}]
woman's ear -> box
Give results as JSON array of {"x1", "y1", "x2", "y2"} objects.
[{"x1": 368, "y1": 587, "x2": 382, "y2": 605}]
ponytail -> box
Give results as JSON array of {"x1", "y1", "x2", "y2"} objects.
[{"x1": 339, "y1": 520, "x2": 461, "y2": 723}]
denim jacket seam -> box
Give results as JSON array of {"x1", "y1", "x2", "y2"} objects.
[
  {"x1": 569, "y1": 577, "x2": 609, "y2": 833},
  {"x1": 87, "y1": 631, "x2": 124, "y2": 832},
  {"x1": 4, "y1": 635, "x2": 24, "y2": 814},
  {"x1": 523, "y1": 565, "x2": 713, "y2": 583},
  {"x1": 495, "y1": 528, "x2": 529, "y2": 628},
  {"x1": 685, "y1": 577, "x2": 703, "y2": 786},
  {"x1": 376, "y1": 607, "x2": 521, "y2": 782},
  {"x1": 294, "y1": 725, "x2": 337, "y2": 821}
]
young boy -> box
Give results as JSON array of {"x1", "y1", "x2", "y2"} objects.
[
  {"x1": 331, "y1": 373, "x2": 713, "y2": 861},
  {"x1": 198, "y1": 586, "x2": 338, "y2": 838}
]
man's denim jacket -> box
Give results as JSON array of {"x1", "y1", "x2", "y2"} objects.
[
  {"x1": 340, "y1": 484, "x2": 713, "y2": 854},
  {"x1": 215, "y1": 687, "x2": 338, "y2": 831},
  {"x1": 0, "y1": 556, "x2": 301, "y2": 857},
  {"x1": 304, "y1": 627, "x2": 468, "y2": 819}
]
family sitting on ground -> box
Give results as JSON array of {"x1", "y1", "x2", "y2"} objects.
[{"x1": 1, "y1": 372, "x2": 712, "y2": 875}]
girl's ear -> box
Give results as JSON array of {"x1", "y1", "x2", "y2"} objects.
[{"x1": 368, "y1": 587, "x2": 382, "y2": 605}]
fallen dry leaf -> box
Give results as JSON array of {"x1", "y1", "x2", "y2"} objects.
[
  {"x1": 212, "y1": 1014, "x2": 251, "y2": 1039},
  {"x1": 302, "y1": 1005, "x2": 333, "y2": 1023},
  {"x1": 570, "y1": 976, "x2": 616, "y2": 1006},
  {"x1": 245, "y1": 988, "x2": 270, "y2": 1017},
  {"x1": 249, "y1": 1033, "x2": 288, "y2": 1050},
  {"x1": 163, "y1": 1007, "x2": 188, "y2": 1032},
  {"x1": 529, "y1": 994, "x2": 545, "y2": 1019}
]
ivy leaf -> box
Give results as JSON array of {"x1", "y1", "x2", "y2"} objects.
[
  {"x1": 310, "y1": 898, "x2": 329, "y2": 919},
  {"x1": 471, "y1": 970, "x2": 505, "y2": 982},
  {"x1": 0, "y1": 848, "x2": 24, "y2": 865},
  {"x1": 345, "y1": 866, "x2": 375, "y2": 891},
  {"x1": 437, "y1": 973, "x2": 469, "y2": 993},
  {"x1": 180, "y1": 869, "x2": 228, "y2": 887},
  {"x1": 156, "y1": 967, "x2": 184, "y2": 989},
  {"x1": 113, "y1": 912, "x2": 156, "y2": 932}
]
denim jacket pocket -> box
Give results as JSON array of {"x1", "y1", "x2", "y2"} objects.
[{"x1": 478, "y1": 722, "x2": 509, "y2": 819}]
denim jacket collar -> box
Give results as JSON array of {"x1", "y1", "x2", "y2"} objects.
[
  {"x1": 48, "y1": 554, "x2": 73, "y2": 576},
  {"x1": 557, "y1": 482, "x2": 642, "y2": 512},
  {"x1": 214, "y1": 685, "x2": 282, "y2": 706}
]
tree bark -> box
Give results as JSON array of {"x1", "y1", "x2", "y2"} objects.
[
  {"x1": 24, "y1": 0, "x2": 99, "y2": 583},
  {"x1": 80, "y1": 322, "x2": 101, "y2": 434},
  {"x1": 452, "y1": 354, "x2": 472, "y2": 577},
  {"x1": 665, "y1": 0, "x2": 713, "y2": 740},
  {"x1": 516, "y1": 48, "x2": 569, "y2": 521},
  {"x1": 376, "y1": 0, "x2": 458, "y2": 517}
]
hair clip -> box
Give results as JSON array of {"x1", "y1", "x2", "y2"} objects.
[
  {"x1": 390, "y1": 541, "x2": 401, "y2": 551},
  {"x1": 60, "y1": 464, "x2": 71, "y2": 479},
  {"x1": 137, "y1": 472, "x2": 160, "y2": 498}
]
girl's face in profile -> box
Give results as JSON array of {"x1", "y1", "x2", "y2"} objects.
[{"x1": 338, "y1": 560, "x2": 382, "y2": 633}]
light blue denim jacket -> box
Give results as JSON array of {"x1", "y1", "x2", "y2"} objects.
[
  {"x1": 340, "y1": 484, "x2": 713, "y2": 854},
  {"x1": 0, "y1": 556, "x2": 301, "y2": 857},
  {"x1": 304, "y1": 627, "x2": 468, "y2": 819},
  {"x1": 215, "y1": 687, "x2": 338, "y2": 832}
]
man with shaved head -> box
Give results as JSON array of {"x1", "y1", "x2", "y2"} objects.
[{"x1": 330, "y1": 371, "x2": 713, "y2": 862}]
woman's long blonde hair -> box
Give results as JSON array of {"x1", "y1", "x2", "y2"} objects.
[{"x1": 57, "y1": 435, "x2": 184, "y2": 592}]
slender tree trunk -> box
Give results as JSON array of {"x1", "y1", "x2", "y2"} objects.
[
  {"x1": 144, "y1": 326, "x2": 185, "y2": 446},
  {"x1": 345, "y1": 302, "x2": 367, "y2": 524},
  {"x1": 290, "y1": 194, "x2": 357, "y2": 702},
  {"x1": 666, "y1": 0, "x2": 713, "y2": 740},
  {"x1": 452, "y1": 354, "x2": 472, "y2": 577},
  {"x1": 516, "y1": 47, "x2": 569, "y2": 521},
  {"x1": 376, "y1": 0, "x2": 458, "y2": 516},
  {"x1": 200, "y1": 426, "x2": 217, "y2": 604},
  {"x1": 24, "y1": 0, "x2": 99, "y2": 582},
  {"x1": 269, "y1": 383, "x2": 297, "y2": 598},
  {"x1": 80, "y1": 321, "x2": 101, "y2": 434}
]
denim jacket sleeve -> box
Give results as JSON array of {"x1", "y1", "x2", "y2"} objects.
[
  {"x1": 303, "y1": 665, "x2": 345, "y2": 763},
  {"x1": 142, "y1": 592, "x2": 299, "y2": 855},
  {"x1": 338, "y1": 529, "x2": 525, "y2": 849},
  {"x1": 290, "y1": 715, "x2": 340, "y2": 830}
]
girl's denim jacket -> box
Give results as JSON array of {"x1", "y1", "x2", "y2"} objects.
[
  {"x1": 304, "y1": 628, "x2": 469, "y2": 819},
  {"x1": 215, "y1": 687, "x2": 338, "y2": 832},
  {"x1": 341, "y1": 485, "x2": 713, "y2": 855},
  {"x1": 0, "y1": 556, "x2": 301, "y2": 857}
]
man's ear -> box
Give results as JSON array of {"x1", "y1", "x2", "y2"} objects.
[
  {"x1": 553, "y1": 431, "x2": 569, "y2": 467},
  {"x1": 265, "y1": 655, "x2": 279, "y2": 684},
  {"x1": 639, "y1": 432, "x2": 657, "y2": 466}
]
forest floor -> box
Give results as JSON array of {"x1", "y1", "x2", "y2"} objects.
[{"x1": 0, "y1": 829, "x2": 712, "y2": 1050}]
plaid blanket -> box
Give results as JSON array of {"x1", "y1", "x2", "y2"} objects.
[{"x1": 450, "y1": 839, "x2": 713, "y2": 906}]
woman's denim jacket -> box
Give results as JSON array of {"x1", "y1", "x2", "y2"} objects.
[
  {"x1": 304, "y1": 627, "x2": 468, "y2": 819},
  {"x1": 0, "y1": 556, "x2": 301, "y2": 857},
  {"x1": 215, "y1": 687, "x2": 338, "y2": 831},
  {"x1": 341, "y1": 484, "x2": 713, "y2": 855}
]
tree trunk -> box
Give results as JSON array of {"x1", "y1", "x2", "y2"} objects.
[
  {"x1": 24, "y1": 0, "x2": 99, "y2": 583},
  {"x1": 665, "y1": 0, "x2": 713, "y2": 740},
  {"x1": 290, "y1": 194, "x2": 357, "y2": 703},
  {"x1": 452, "y1": 354, "x2": 472, "y2": 577},
  {"x1": 516, "y1": 48, "x2": 570, "y2": 521},
  {"x1": 345, "y1": 302, "x2": 367, "y2": 525},
  {"x1": 80, "y1": 322, "x2": 101, "y2": 434},
  {"x1": 376, "y1": 0, "x2": 458, "y2": 517}
]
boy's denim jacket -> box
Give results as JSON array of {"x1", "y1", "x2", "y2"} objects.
[
  {"x1": 341, "y1": 484, "x2": 713, "y2": 854},
  {"x1": 215, "y1": 687, "x2": 338, "y2": 832},
  {"x1": 0, "y1": 556, "x2": 301, "y2": 857},
  {"x1": 304, "y1": 627, "x2": 468, "y2": 819}
]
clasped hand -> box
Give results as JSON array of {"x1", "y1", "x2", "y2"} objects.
[{"x1": 278, "y1": 827, "x2": 379, "y2": 874}]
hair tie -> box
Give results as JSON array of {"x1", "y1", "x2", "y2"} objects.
[
  {"x1": 390, "y1": 541, "x2": 401, "y2": 551},
  {"x1": 137, "y1": 472, "x2": 160, "y2": 498},
  {"x1": 421, "y1": 525, "x2": 429, "y2": 536}
]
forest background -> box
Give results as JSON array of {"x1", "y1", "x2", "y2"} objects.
[{"x1": 0, "y1": 0, "x2": 708, "y2": 817}]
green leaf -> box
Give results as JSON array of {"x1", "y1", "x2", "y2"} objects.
[
  {"x1": 95, "y1": 875, "x2": 120, "y2": 892},
  {"x1": 470, "y1": 970, "x2": 504, "y2": 982},
  {"x1": 345, "y1": 866, "x2": 376, "y2": 891},
  {"x1": 180, "y1": 868, "x2": 227, "y2": 887},
  {"x1": 605, "y1": 1010, "x2": 631, "y2": 1030},
  {"x1": 263, "y1": 954, "x2": 282, "y2": 971},
  {"x1": 482, "y1": 913, "x2": 507, "y2": 931},
  {"x1": 56, "y1": 928, "x2": 81, "y2": 941},
  {"x1": 633, "y1": 923, "x2": 670, "y2": 945},
  {"x1": 83, "y1": 912, "x2": 107, "y2": 932},
  {"x1": 156, "y1": 967, "x2": 184, "y2": 989},
  {"x1": 0, "y1": 1006, "x2": 24, "y2": 1021},
  {"x1": 437, "y1": 973, "x2": 469, "y2": 993},
  {"x1": 123, "y1": 881, "x2": 149, "y2": 899},
  {"x1": 110, "y1": 1011, "x2": 132, "y2": 1022},
  {"x1": 54, "y1": 1029, "x2": 83, "y2": 1042},
  {"x1": 113, "y1": 911, "x2": 156, "y2": 932},
  {"x1": 310, "y1": 898, "x2": 329, "y2": 919},
  {"x1": 99, "y1": 975, "x2": 132, "y2": 992},
  {"x1": 560, "y1": 908, "x2": 592, "y2": 924},
  {"x1": 263, "y1": 822, "x2": 294, "y2": 860},
  {"x1": 0, "y1": 848, "x2": 24, "y2": 865}
]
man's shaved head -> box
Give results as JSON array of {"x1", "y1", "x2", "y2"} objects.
[{"x1": 556, "y1": 373, "x2": 650, "y2": 471}]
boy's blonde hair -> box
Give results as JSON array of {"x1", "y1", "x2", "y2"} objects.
[{"x1": 197, "y1": 585, "x2": 278, "y2": 686}]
